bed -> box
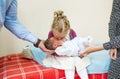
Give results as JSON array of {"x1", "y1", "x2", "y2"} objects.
[{"x1": 0, "y1": 43, "x2": 111, "y2": 79}]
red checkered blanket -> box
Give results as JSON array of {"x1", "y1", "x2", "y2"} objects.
[{"x1": 0, "y1": 53, "x2": 108, "y2": 79}]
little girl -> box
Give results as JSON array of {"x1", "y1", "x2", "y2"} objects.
[
  {"x1": 42, "y1": 10, "x2": 90, "y2": 79},
  {"x1": 48, "y1": 10, "x2": 76, "y2": 41}
]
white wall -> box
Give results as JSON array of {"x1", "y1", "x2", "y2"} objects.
[{"x1": 0, "y1": 0, "x2": 113, "y2": 56}]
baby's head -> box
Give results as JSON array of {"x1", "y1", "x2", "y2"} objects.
[{"x1": 44, "y1": 37, "x2": 64, "y2": 50}]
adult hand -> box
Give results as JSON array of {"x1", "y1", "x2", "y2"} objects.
[
  {"x1": 109, "y1": 49, "x2": 117, "y2": 60},
  {"x1": 38, "y1": 40, "x2": 55, "y2": 54}
]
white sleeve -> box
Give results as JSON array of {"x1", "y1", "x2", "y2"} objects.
[{"x1": 55, "y1": 46, "x2": 72, "y2": 56}]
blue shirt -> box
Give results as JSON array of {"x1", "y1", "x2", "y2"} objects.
[{"x1": 0, "y1": 0, "x2": 37, "y2": 43}]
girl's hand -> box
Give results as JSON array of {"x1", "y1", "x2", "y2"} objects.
[
  {"x1": 80, "y1": 44, "x2": 104, "y2": 58},
  {"x1": 109, "y1": 49, "x2": 117, "y2": 60},
  {"x1": 80, "y1": 44, "x2": 96, "y2": 57}
]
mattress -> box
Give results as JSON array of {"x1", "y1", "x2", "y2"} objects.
[
  {"x1": 0, "y1": 53, "x2": 108, "y2": 79},
  {"x1": 24, "y1": 44, "x2": 111, "y2": 74}
]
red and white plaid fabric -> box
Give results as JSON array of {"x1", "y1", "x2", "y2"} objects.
[{"x1": 0, "y1": 53, "x2": 108, "y2": 79}]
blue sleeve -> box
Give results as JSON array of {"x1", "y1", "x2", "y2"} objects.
[{"x1": 4, "y1": 0, "x2": 37, "y2": 43}]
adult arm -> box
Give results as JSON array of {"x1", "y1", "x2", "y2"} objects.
[
  {"x1": 109, "y1": 0, "x2": 120, "y2": 40},
  {"x1": 107, "y1": 0, "x2": 120, "y2": 60},
  {"x1": 103, "y1": 36, "x2": 120, "y2": 50},
  {"x1": 4, "y1": 0, "x2": 54, "y2": 54},
  {"x1": 80, "y1": 36, "x2": 120, "y2": 57},
  {"x1": 4, "y1": 0, "x2": 37, "y2": 43}
]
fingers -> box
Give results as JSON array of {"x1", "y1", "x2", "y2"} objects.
[
  {"x1": 40, "y1": 46, "x2": 55, "y2": 54},
  {"x1": 39, "y1": 40, "x2": 55, "y2": 54},
  {"x1": 79, "y1": 54, "x2": 87, "y2": 58},
  {"x1": 45, "y1": 50, "x2": 55, "y2": 54},
  {"x1": 79, "y1": 51, "x2": 88, "y2": 58},
  {"x1": 109, "y1": 49, "x2": 113, "y2": 58},
  {"x1": 112, "y1": 49, "x2": 117, "y2": 60},
  {"x1": 79, "y1": 55, "x2": 84, "y2": 58},
  {"x1": 109, "y1": 49, "x2": 117, "y2": 60}
]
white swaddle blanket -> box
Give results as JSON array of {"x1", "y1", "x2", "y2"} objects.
[{"x1": 55, "y1": 36, "x2": 93, "y2": 56}]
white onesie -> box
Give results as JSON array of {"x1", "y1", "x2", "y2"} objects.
[{"x1": 55, "y1": 36, "x2": 93, "y2": 56}]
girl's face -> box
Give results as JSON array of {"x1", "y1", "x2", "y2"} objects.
[{"x1": 52, "y1": 29, "x2": 68, "y2": 40}]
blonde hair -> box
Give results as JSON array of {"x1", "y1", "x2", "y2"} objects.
[{"x1": 52, "y1": 10, "x2": 70, "y2": 33}]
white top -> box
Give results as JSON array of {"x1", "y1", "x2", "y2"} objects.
[{"x1": 55, "y1": 36, "x2": 93, "y2": 56}]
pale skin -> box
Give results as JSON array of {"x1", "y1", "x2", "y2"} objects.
[
  {"x1": 52, "y1": 29, "x2": 68, "y2": 40},
  {"x1": 48, "y1": 29, "x2": 68, "y2": 53},
  {"x1": 37, "y1": 40, "x2": 54, "y2": 54},
  {"x1": 80, "y1": 44, "x2": 117, "y2": 60},
  {"x1": 50, "y1": 37, "x2": 65, "y2": 49},
  {"x1": 109, "y1": 49, "x2": 117, "y2": 60}
]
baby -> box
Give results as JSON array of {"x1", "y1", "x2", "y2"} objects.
[
  {"x1": 22, "y1": 36, "x2": 92, "y2": 79},
  {"x1": 44, "y1": 36, "x2": 92, "y2": 79},
  {"x1": 44, "y1": 36, "x2": 93, "y2": 57}
]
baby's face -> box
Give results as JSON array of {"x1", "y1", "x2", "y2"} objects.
[{"x1": 50, "y1": 37, "x2": 64, "y2": 49}]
